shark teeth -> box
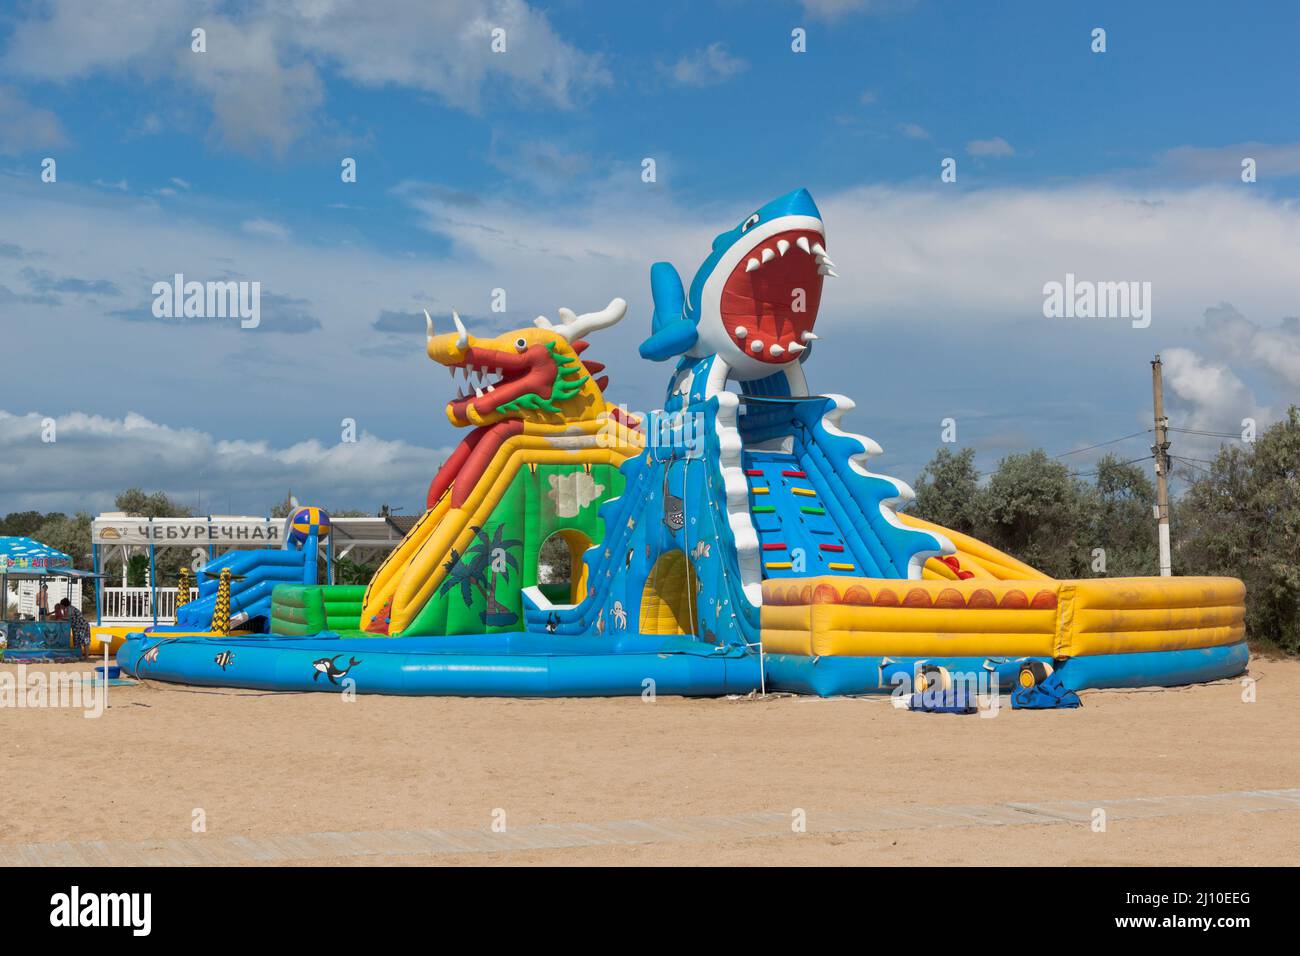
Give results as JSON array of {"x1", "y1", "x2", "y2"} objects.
[
  {"x1": 801, "y1": 331, "x2": 819, "y2": 342},
  {"x1": 734, "y1": 325, "x2": 748, "y2": 338},
  {"x1": 750, "y1": 339, "x2": 764, "y2": 353},
  {"x1": 818, "y1": 264, "x2": 838, "y2": 277},
  {"x1": 769, "y1": 343, "x2": 785, "y2": 357},
  {"x1": 787, "y1": 341, "x2": 806, "y2": 353},
  {"x1": 743, "y1": 234, "x2": 831, "y2": 277}
]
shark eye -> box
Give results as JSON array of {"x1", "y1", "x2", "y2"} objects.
[
  {"x1": 514, "y1": 337, "x2": 528, "y2": 351},
  {"x1": 741, "y1": 213, "x2": 760, "y2": 233}
]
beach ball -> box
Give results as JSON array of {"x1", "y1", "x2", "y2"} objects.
[{"x1": 288, "y1": 506, "x2": 331, "y2": 544}]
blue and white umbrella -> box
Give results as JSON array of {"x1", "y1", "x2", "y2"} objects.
[{"x1": 0, "y1": 536, "x2": 73, "y2": 574}]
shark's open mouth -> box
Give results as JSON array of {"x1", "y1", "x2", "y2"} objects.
[
  {"x1": 444, "y1": 346, "x2": 549, "y2": 425},
  {"x1": 719, "y1": 227, "x2": 830, "y2": 364}
]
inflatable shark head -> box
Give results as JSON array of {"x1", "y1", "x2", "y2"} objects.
[{"x1": 640, "y1": 188, "x2": 832, "y2": 380}]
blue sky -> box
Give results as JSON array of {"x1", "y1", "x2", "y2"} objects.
[{"x1": 1, "y1": 0, "x2": 1298, "y2": 515}]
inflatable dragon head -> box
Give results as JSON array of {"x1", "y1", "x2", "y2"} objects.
[{"x1": 425, "y1": 299, "x2": 624, "y2": 427}]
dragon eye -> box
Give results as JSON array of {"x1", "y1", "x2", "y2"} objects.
[
  {"x1": 515, "y1": 337, "x2": 527, "y2": 351},
  {"x1": 741, "y1": 213, "x2": 760, "y2": 232}
]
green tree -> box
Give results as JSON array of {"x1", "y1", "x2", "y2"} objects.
[
  {"x1": 0, "y1": 511, "x2": 60, "y2": 537},
  {"x1": 1082, "y1": 454, "x2": 1158, "y2": 576},
  {"x1": 1177, "y1": 407, "x2": 1300, "y2": 652},
  {"x1": 980, "y1": 450, "x2": 1090, "y2": 578},
  {"x1": 912, "y1": 446, "x2": 982, "y2": 535},
  {"x1": 32, "y1": 512, "x2": 93, "y2": 568},
  {"x1": 115, "y1": 488, "x2": 195, "y2": 518}
]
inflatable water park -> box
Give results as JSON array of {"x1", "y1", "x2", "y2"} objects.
[{"x1": 118, "y1": 189, "x2": 1248, "y2": 700}]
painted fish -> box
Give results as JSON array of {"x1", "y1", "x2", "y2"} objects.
[
  {"x1": 213, "y1": 650, "x2": 235, "y2": 670},
  {"x1": 312, "y1": 654, "x2": 361, "y2": 685},
  {"x1": 662, "y1": 466, "x2": 685, "y2": 534}
]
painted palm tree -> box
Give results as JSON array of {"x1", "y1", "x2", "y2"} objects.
[{"x1": 438, "y1": 524, "x2": 522, "y2": 627}]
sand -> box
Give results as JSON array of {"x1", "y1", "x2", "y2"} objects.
[{"x1": 2, "y1": 651, "x2": 1297, "y2": 866}]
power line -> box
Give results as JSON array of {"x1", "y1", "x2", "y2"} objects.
[
  {"x1": 1168, "y1": 426, "x2": 1241, "y2": 439},
  {"x1": 1169, "y1": 455, "x2": 1214, "y2": 476},
  {"x1": 1069, "y1": 454, "x2": 1154, "y2": 479},
  {"x1": 1051, "y1": 429, "x2": 1152, "y2": 459}
]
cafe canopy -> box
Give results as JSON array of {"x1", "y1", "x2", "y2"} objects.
[{"x1": 0, "y1": 536, "x2": 74, "y2": 576}]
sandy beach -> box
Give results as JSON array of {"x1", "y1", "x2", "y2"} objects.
[{"x1": 2, "y1": 651, "x2": 1297, "y2": 866}]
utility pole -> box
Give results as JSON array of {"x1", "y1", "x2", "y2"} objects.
[{"x1": 1151, "y1": 354, "x2": 1172, "y2": 576}]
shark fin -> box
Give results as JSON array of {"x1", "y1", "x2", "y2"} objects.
[
  {"x1": 640, "y1": 262, "x2": 697, "y2": 361},
  {"x1": 640, "y1": 321, "x2": 699, "y2": 361}
]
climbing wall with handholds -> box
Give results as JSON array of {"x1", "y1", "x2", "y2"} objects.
[{"x1": 743, "y1": 451, "x2": 856, "y2": 578}]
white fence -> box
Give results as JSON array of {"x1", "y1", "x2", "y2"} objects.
[{"x1": 101, "y1": 587, "x2": 199, "y2": 624}]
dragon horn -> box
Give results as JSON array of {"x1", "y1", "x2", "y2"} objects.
[
  {"x1": 451, "y1": 309, "x2": 468, "y2": 348},
  {"x1": 550, "y1": 298, "x2": 627, "y2": 342}
]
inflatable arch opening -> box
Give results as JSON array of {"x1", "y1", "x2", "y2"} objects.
[
  {"x1": 537, "y1": 528, "x2": 591, "y2": 605},
  {"x1": 639, "y1": 550, "x2": 699, "y2": 636}
]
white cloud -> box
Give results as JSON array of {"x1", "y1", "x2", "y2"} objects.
[
  {"x1": 1199, "y1": 303, "x2": 1300, "y2": 388},
  {"x1": 181, "y1": 18, "x2": 324, "y2": 158},
  {"x1": 662, "y1": 43, "x2": 748, "y2": 87},
  {"x1": 811, "y1": 185, "x2": 1300, "y2": 329},
  {"x1": 898, "y1": 122, "x2": 930, "y2": 140},
  {"x1": 241, "y1": 218, "x2": 292, "y2": 241},
  {"x1": 0, "y1": 0, "x2": 609, "y2": 157},
  {"x1": 967, "y1": 136, "x2": 1014, "y2": 157},
  {"x1": 293, "y1": 0, "x2": 610, "y2": 111},
  {"x1": 0, "y1": 409, "x2": 451, "y2": 515},
  {"x1": 0, "y1": 85, "x2": 67, "y2": 155},
  {"x1": 1160, "y1": 348, "x2": 1268, "y2": 456}
]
